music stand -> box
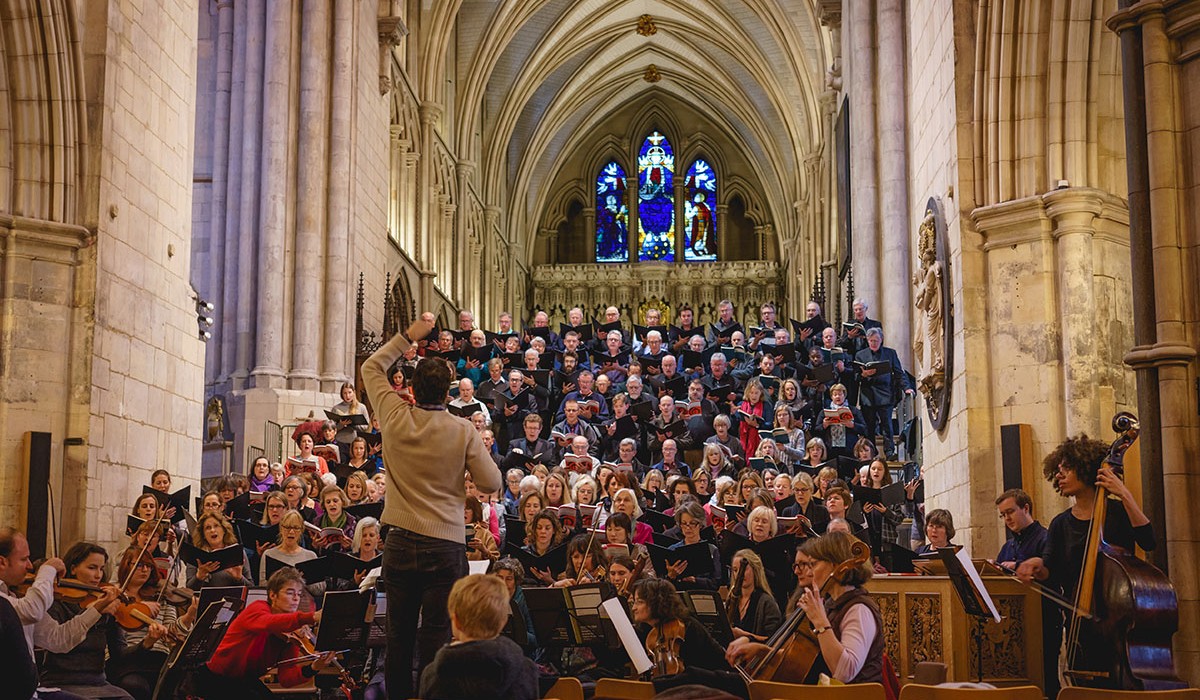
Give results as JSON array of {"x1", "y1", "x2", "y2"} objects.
[
  {"x1": 151, "y1": 596, "x2": 245, "y2": 700},
  {"x1": 315, "y1": 590, "x2": 373, "y2": 651},
  {"x1": 524, "y1": 584, "x2": 620, "y2": 674},
  {"x1": 936, "y1": 547, "x2": 1001, "y2": 682}
]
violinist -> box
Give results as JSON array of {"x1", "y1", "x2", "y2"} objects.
[
  {"x1": 108, "y1": 548, "x2": 197, "y2": 700},
  {"x1": 631, "y1": 579, "x2": 730, "y2": 679},
  {"x1": 727, "y1": 550, "x2": 782, "y2": 642},
  {"x1": 128, "y1": 521, "x2": 174, "y2": 583},
  {"x1": 1016, "y1": 434, "x2": 1156, "y2": 685},
  {"x1": 552, "y1": 534, "x2": 608, "y2": 587},
  {"x1": 39, "y1": 541, "x2": 134, "y2": 699},
  {"x1": 726, "y1": 531, "x2": 885, "y2": 684},
  {"x1": 0, "y1": 528, "x2": 75, "y2": 668},
  {"x1": 608, "y1": 553, "x2": 647, "y2": 601},
  {"x1": 194, "y1": 567, "x2": 334, "y2": 697}
]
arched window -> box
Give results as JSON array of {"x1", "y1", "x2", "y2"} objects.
[
  {"x1": 594, "y1": 161, "x2": 629, "y2": 263},
  {"x1": 684, "y1": 159, "x2": 717, "y2": 261},
  {"x1": 637, "y1": 131, "x2": 675, "y2": 262}
]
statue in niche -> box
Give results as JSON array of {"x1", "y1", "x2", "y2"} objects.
[
  {"x1": 206, "y1": 395, "x2": 225, "y2": 442},
  {"x1": 913, "y1": 208, "x2": 945, "y2": 417}
]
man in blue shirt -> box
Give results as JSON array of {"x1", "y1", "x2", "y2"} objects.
[{"x1": 995, "y1": 488, "x2": 1056, "y2": 699}]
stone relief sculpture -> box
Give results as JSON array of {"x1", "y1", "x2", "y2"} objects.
[{"x1": 913, "y1": 199, "x2": 952, "y2": 431}]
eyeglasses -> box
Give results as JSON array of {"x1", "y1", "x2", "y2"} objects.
[
  {"x1": 281, "y1": 525, "x2": 303, "y2": 531},
  {"x1": 679, "y1": 520, "x2": 701, "y2": 529},
  {"x1": 793, "y1": 560, "x2": 814, "y2": 571},
  {"x1": 267, "y1": 503, "x2": 285, "y2": 509}
]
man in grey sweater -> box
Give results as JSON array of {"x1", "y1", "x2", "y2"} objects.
[{"x1": 362, "y1": 312, "x2": 502, "y2": 699}]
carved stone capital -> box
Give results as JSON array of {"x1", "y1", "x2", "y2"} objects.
[{"x1": 378, "y1": 15, "x2": 408, "y2": 47}]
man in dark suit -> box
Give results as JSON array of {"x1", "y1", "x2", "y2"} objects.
[
  {"x1": 854, "y1": 327, "x2": 913, "y2": 460},
  {"x1": 838, "y1": 298, "x2": 883, "y2": 405}
]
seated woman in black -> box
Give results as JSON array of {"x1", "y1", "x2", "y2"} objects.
[
  {"x1": 630, "y1": 579, "x2": 734, "y2": 691},
  {"x1": 726, "y1": 549, "x2": 782, "y2": 643},
  {"x1": 726, "y1": 531, "x2": 885, "y2": 685}
]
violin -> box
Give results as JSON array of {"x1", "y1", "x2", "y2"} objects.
[
  {"x1": 280, "y1": 625, "x2": 358, "y2": 696},
  {"x1": 736, "y1": 538, "x2": 871, "y2": 684},
  {"x1": 49, "y1": 578, "x2": 118, "y2": 607},
  {"x1": 645, "y1": 619, "x2": 686, "y2": 677},
  {"x1": 1064, "y1": 413, "x2": 1186, "y2": 689},
  {"x1": 616, "y1": 555, "x2": 648, "y2": 598}
]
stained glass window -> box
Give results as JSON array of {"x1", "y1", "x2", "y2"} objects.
[
  {"x1": 683, "y1": 159, "x2": 717, "y2": 261},
  {"x1": 595, "y1": 161, "x2": 629, "y2": 263},
  {"x1": 637, "y1": 131, "x2": 675, "y2": 261}
]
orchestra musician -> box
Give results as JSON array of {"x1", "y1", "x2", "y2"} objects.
[
  {"x1": 38, "y1": 541, "x2": 134, "y2": 699},
  {"x1": 552, "y1": 534, "x2": 608, "y2": 587},
  {"x1": 193, "y1": 567, "x2": 334, "y2": 697},
  {"x1": 726, "y1": 531, "x2": 886, "y2": 685},
  {"x1": 108, "y1": 547, "x2": 197, "y2": 700},
  {"x1": 1016, "y1": 434, "x2": 1156, "y2": 688},
  {"x1": 630, "y1": 579, "x2": 731, "y2": 683},
  {"x1": 727, "y1": 550, "x2": 782, "y2": 642}
]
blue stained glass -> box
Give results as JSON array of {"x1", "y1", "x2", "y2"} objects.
[
  {"x1": 595, "y1": 161, "x2": 629, "y2": 262},
  {"x1": 684, "y1": 159, "x2": 717, "y2": 261},
  {"x1": 637, "y1": 131, "x2": 675, "y2": 262}
]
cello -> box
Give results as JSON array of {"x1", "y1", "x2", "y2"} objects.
[
  {"x1": 1063, "y1": 412, "x2": 1185, "y2": 689},
  {"x1": 734, "y1": 538, "x2": 870, "y2": 684}
]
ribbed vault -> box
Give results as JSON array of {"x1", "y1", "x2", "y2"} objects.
[{"x1": 444, "y1": 0, "x2": 832, "y2": 263}]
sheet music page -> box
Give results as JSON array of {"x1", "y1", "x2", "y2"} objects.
[
  {"x1": 957, "y1": 547, "x2": 1001, "y2": 622},
  {"x1": 468, "y1": 560, "x2": 490, "y2": 575},
  {"x1": 601, "y1": 597, "x2": 653, "y2": 674}
]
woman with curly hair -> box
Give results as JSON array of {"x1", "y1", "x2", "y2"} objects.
[
  {"x1": 186, "y1": 511, "x2": 252, "y2": 589},
  {"x1": 629, "y1": 578, "x2": 729, "y2": 675}
]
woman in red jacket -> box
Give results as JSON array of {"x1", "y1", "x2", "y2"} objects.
[{"x1": 194, "y1": 567, "x2": 333, "y2": 697}]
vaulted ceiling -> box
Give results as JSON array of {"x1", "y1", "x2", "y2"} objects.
[{"x1": 444, "y1": 0, "x2": 835, "y2": 258}]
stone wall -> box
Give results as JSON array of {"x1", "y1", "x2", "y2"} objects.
[{"x1": 82, "y1": 0, "x2": 205, "y2": 552}]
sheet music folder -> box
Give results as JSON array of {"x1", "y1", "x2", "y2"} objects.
[{"x1": 523, "y1": 583, "x2": 620, "y2": 649}]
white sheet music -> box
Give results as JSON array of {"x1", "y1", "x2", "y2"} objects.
[
  {"x1": 468, "y1": 559, "x2": 490, "y2": 575},
  {"x1": 957, "y1": 547, "x2": 1001, "y2": 622},
  {"x1": 601, "y1": 597, "x2": 653, "y2": 675}
]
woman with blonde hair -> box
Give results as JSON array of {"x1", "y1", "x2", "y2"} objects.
[
  {"x1": 188, "y1": 511, "x2": 252, "y2": 588},
  {"x1": 259, "y1": 509, "x2": 317, "y2": 583}
]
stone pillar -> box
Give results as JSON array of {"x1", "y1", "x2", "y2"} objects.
[
  {"x1": 846, "y1": 0, "x2": 880, "y2": 308},
  {"x1": 455, "y1": 161, "x2": 475, "y2": 302},
  {"x1": 232, "y1": 0, "x2": 266, "y2": 389},
  {"x1": 675, "y1": 177, "x2": 686, "y2": 261},
  {"x1": 403, "y1": 151, "x2": 419, "y2": 253},
  {"x1": 583, "y1": 207, "x2": 596, "y2": 262},
  {"x1": 207, "y1": 0, "x2": 235, "y2": 385},
  {"x1": 321, "y1": 0, "x2": 353, "y2": 391},
  {"x1": 251, "y1": 0, "x2": 292, "y2": 388},
  {"x1": 875, "y1": 0, "x2": 911, "y2": 367},
  {"x1": 218, "y1": 0, "x2": 247, "y2": 387},
  {"x1": 290, "y1": 0, "x2": 330, "y2": 391},
  {"x1": 417, "y1": 101, "x2": 442, "y2": 273},
  {"x1": 441, "y1": 199, "x2": 456, "y2": 294},
  {"x1": 1044, "y1": 188, "x2": 1103, "y2": 437},
  {"x1": 484, "y1": 206, "x2": 501, "y2": 320},
  {"x1": 715, "y1": 204, "x2": 728, "y2": 262}
]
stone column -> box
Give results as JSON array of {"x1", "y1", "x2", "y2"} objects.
[
  {"x1": 674, "y1": 177, "x2": 686, "y2": 261},
  {"x1": 290, "y1": 0, "x2": 330, "y2": 391},
  {"x1": 1044, "y1": 188, "x2": 1103, "y2": 437},
  {"x1": 321, "y1": 0, "x2": 353, "y2": 390},
  {"x1": 455, "y1": 161, "x2": 475, "y2": 302},
  {"x1": 846, "y1": 0, "x2": 879, "y2": 308},
  {"x1": 875, "y1": 0, "x2": 911, "y2": 367},
  {"x1": 715, "y1": 204, "x2": 728, "y2": 261},
  {"x1": 232, "y1": 0, "x2": 266, "y2": 389},
  {"x1": 417, "y1": 102, "x2": 442, "y2": 275},
  {"x1": 583, "y1": 207, "x2": 596, "y2": 262},
  {"x1": 403, "y1": 151, "x2": 419, "y2": 253},
  {"x1": 207, "y1": 0, "x2": 235, "y2": 385},
  {"x1": 218, "y1": 0, "x2": 246, "y2": 387},
  {"x1": 441, "y1": 199, "x2": 456, "y2": 294},
  {"x1": 484, "y1": 206, "x2": 500, "y2": 320},
  {"x1": 251, "y1": 0, "x2": 293, "y2": 388}
]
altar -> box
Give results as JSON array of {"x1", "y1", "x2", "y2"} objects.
[{"x1": 866, "y1": 572, "x2": 1045, "y2": 689}]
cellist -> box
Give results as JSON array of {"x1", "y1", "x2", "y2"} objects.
[
  {"x1": 726, "y1": 531, "x2": 885, "y2": 685},
  {"x1": 1016, "y1": 434, "x2": 1156, "y2": 684}
]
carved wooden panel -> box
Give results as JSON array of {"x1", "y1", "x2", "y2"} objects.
[
  {"x1": 876, "y1": 592, "x2": 900, "y2": 665},
  {"x1": 908, "y1": 593, "x2": 944, "y2": 677},
  {"x1": 969, "y1": 595, "x2": 1027, "y2": 680}
]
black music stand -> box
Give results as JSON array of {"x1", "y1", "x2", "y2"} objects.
[
  {"x1": 151, "y1": 596, "x2": 245, "y2": 700},
  {"x1": 937, "y1": 547, "x2": 1001, "y2": 682},
  {"x1": 315, "y1": 589, "x2": 373, "y2": 651},
  {"x1": 524, "y1": 583, "x2": 620, "y2": 674}
]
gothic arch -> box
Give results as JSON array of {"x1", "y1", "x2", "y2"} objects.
[
  {"x1": 540, "y1": 179, "x2": 588, "y2": 232},
  {"x1": 722, "y1": 176, "x2": 766, "y2": 226},
  {"x1": 624, "y1": 104, "x2": 684, "y2": 156},
  {"x1": 0, "y1": 0, "x2": 87, "y2": 223}
]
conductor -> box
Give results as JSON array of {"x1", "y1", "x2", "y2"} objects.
[{"x1": 362, "y1": 311, "x2": 502, "y2": 698}]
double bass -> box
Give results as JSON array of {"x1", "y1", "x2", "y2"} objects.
[{"x1": 1064, "y1": 412, "x2": 1185, "y2": 689}]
